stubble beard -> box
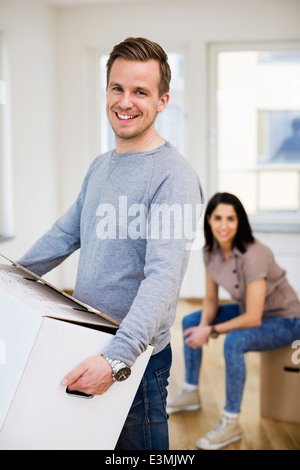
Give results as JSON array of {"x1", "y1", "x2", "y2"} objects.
[{"x1": 110, "y1": 113, "x2": 158, "y2": 143}]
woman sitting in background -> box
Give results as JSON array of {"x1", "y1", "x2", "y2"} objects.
[{"x1": 167, "y1": 192, "x2": 300, "y2": 450}]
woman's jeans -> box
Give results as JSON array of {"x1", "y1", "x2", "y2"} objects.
[
  {"x1": 115, "y1": 343, "x2": 172, "y2": 450},
  {"x1": 183, "y1": 304, "x2": 300, "y2": 414}
]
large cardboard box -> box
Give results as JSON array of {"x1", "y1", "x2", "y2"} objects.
[
  {"x1": 0, "y1": 256, "x2": 153, "y2": 450},
  {"x1": 260, "y1": 346, "x2": 300, "y2": 424}
]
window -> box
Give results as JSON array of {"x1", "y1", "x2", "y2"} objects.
[
  {"x1": 209, "y1": 43, "x2": 300, "y2": 231},
  {"x1": 98, "y1": 52, "x2": 185, "y2": 155},
  {"x1": 0, "y1": 32, "x2": 14, "y2": 241}
]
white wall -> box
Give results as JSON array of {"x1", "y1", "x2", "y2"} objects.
[
  {"x1": 0, "y1": 0, "x2": 60, "y2": 283},
  {"x1": 0, "y1": 0, "x2": 299, "y2": 296}
]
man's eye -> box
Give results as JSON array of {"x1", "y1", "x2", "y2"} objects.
[
  {"x1": 136, "y1": 90, "x2": 146, "y2": 95},
  {"x1": 113, "y1": 87, "x2": 123, "y2": 92}
]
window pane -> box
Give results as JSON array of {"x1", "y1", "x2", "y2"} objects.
[
  {"x1": 217, "y1": 48, "x2": 300, "y2": 216},
  {"x1": 155, "y1": 53, "x2": 185, "y2": 154},
  {"x1": 258, "y1": 110, "x2": 300, "y2": 163},
  {"x1": 258, "y1": 171, "x2": 299, "y2": 211},
  {"x1": 218, "y1": 172, "x2": 257, "y2": 214}
]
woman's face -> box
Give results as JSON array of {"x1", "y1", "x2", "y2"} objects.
[{"x1": 208, "y1": 203, "x2": 239, "y2": 249}]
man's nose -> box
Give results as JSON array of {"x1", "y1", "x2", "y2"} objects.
[{"x1": 118, "y1": 92, "x2": 133, "y2": 109}]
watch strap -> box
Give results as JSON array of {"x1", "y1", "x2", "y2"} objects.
[{"x1": 103, "y1": 356, "x2": 131, "y2": 381}]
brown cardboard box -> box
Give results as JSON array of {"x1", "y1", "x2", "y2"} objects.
[{"x1": 260, "y1": 345, "x2": 300, "y2": 424}]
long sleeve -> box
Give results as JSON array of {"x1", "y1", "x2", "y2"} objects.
[
  {"x1": 18, "y1": 143, "x2": 204, "y2": 367},
  {"x1": 102, "y1": 155, "x2": 204, "y2": 366},
  {"x1": 18, "y1": 200, "x2": 82, "y2": 277},
  {"x1": 18, "y1": 159, "x2": 97, "y2": 276}
]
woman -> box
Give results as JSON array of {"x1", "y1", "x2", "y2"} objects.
[{"x1": 167, "y1": 192, "x2": 300, "y2": 450}]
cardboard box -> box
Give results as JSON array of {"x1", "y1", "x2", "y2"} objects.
[
  {"x1": 260, "y1": 346, "x2": 300, "y2": 424},
  {"x1": 0, "y1": 256, "x2": 153, "y2": 450}
]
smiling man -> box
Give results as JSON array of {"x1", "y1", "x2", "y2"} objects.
[
  {"x1": 18, "y1": 37, "x2": 204, "y2": 450},
  {"x1": 106, "y1": 57, "x2": 169, "y2": 152}
]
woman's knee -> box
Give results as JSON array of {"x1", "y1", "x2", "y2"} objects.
[
  {"x1": 224, "y1": 330, "x2": 246, "y2": 356},
  {"x1": 182, "y1": 310, "x2": 202, "y2": 331}
]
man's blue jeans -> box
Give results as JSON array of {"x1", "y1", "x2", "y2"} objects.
[
  {"x1": 115, "y1": 343, "x2": 172, "y2": 450},
  {"x1": 183, "y1": 304, "x2": 300, "y2": 414}
]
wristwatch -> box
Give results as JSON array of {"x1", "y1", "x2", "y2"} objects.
[
  {"x1": 104, "y1": 356, "x2": 131, "y2": 382},
  {"x1": 210, "y1": 325, "x2": 219, "y2": 339}
]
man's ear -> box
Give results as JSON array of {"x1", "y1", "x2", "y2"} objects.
[{"x1": 157, "y1": 93, "x2": 169, "y2": 113}]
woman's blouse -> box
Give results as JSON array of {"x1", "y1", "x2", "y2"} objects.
[{"x1": 203, "y1": 239, "x2": 300, "y2": 319}]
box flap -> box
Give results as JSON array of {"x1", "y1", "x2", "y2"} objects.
[{"x1": 0, "y1": 254, "x2": 119, "y2": 329}]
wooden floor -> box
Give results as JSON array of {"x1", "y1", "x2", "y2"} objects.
[{"x1": 168, "y1": 299, "x2": 300, "y2": 451}]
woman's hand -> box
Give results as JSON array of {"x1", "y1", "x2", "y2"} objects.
[{"x1": 183, "y1": 324, "x2": 212, "y2": 349}]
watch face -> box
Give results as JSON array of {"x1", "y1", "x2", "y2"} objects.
[
  {"x1": 115, "y1": 367, "x2": 131, "y2": 381},
  {"x1": 211, "y1": 331, "x2": 219, "y2": 339}
]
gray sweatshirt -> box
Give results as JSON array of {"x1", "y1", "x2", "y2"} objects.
[{"x1": 19, "y1": 142, "x2": 204, "y2": 366}]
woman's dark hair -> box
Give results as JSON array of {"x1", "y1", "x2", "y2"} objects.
[{"x1": 204, "y1": 192, "x2": 254, "y2": 253}]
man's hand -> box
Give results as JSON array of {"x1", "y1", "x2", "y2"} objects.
[{"x1": 62, "y1": 355, "x2": 114, "y2": 396}]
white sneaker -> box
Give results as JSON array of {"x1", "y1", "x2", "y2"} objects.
[
  {"x1": 166, "y1": 388, "x2": 201, "y2": 414},
  {"x1": 196, "y1": 416, "x2": 242, "y2": 450}
]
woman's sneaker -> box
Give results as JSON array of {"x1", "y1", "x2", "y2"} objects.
[
  {"x1": 196, "y1": 416, "x2": 242, "y2": 450},
  {"x1": 166, "y1": 388, "x2": 201, "y2": 414}
]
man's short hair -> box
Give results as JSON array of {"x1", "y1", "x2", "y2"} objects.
[{"x1": 106, "y1": 37, "x2": 171, "y2": 97}]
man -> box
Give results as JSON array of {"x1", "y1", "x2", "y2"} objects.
[{"x1": 18, "y1": 37, "x2": 204, "y2": 450}]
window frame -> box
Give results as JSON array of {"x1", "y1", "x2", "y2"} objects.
[{"x1": 208, "y1": 40, "x2": 300, "y2": 233}]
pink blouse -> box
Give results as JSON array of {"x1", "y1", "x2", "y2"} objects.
[{"x1": 203, "y1": 239, "x2": 300, "y2": 319}]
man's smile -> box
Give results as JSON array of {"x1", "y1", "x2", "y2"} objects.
[{"x1": 116, "y1": 112, "x2": 139, "y2": 121}]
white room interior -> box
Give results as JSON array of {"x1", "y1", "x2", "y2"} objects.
[{"x1": 0, "y1": 0, "x2": 299, "y2": 299}]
